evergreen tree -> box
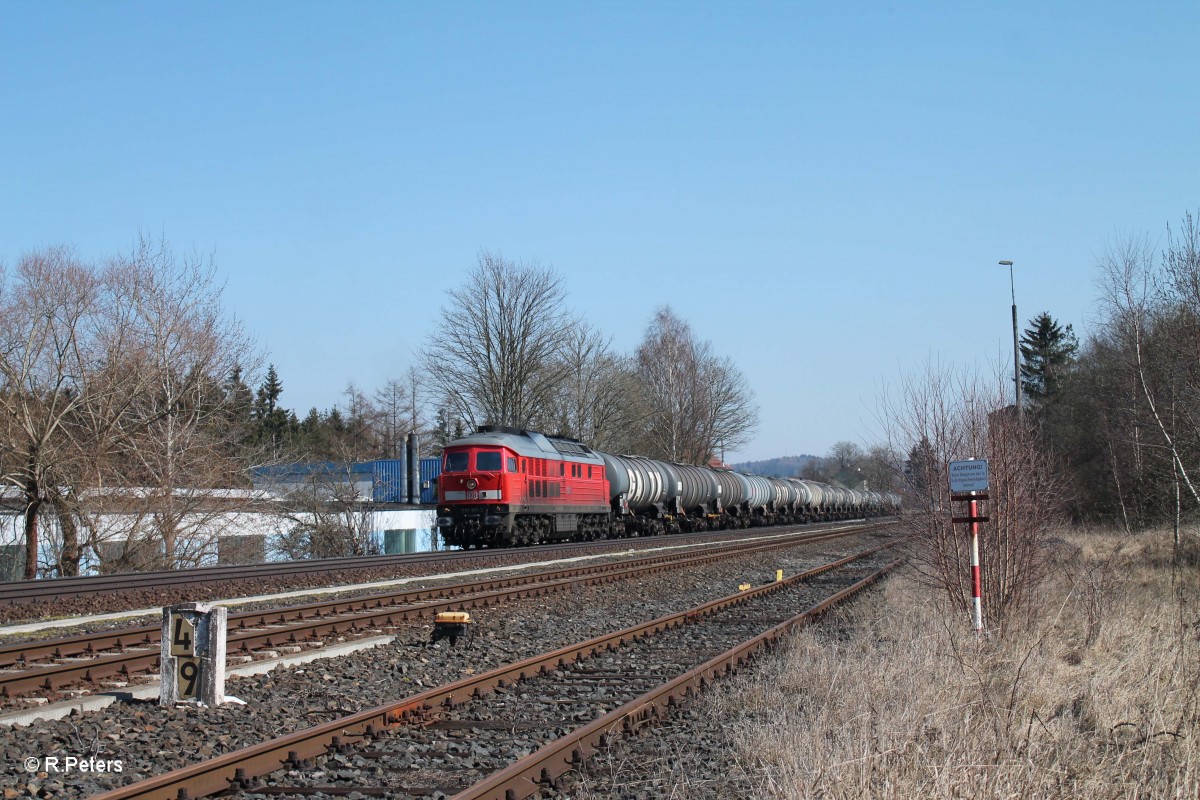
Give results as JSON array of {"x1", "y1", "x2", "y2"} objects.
[
  {"x1": 430, "y1": 405, "x2": 470, "y2": 455},
  {"x1": 905, "y1": 436, "x2": 938, "y2": 491},
  {"x1": 223, "y1": 365, "x2": 255, "y2": 449},
  {"x1": 1020, "y1": 312, "x2": 1079, "y2": 404},
  {"x1": 253, "y1": 364, "x2": 293, "y2": 454},
  {"x1": 301, "y1": 407, "x2": 321, "y2": 434},
  {"x1": 430, "y1": 407, "x2": 451, "y2": 455},
  {"x1": 255, "y1": 364, "x2": 283, "y2": 416}
]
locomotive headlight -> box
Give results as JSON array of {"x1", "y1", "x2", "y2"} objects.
[{"x1": 466, "y1": 479, "x2": 478, "y2": 490}]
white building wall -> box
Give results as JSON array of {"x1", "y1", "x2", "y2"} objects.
[{"x1": 0, "y1": 506, "x2": 439, "y2": 576}]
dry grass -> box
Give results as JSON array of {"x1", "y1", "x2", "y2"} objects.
[{"x1": 708, "y1": 529, "x2": 1200, "y2": 799}]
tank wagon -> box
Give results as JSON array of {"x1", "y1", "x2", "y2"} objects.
[{"x1": 436, "y1": 427, "x2": 900, "y2": 548}]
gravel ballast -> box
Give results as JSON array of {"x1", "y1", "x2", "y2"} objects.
[{"x1": 1, "y1": 534, "x2": 894, "y2": 799}]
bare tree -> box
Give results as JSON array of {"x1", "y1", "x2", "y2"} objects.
[
  {"x1": 1094, "y1": 228, "x2": 1200, "y2": 550},
  {"x1": 698, "y1": 353, "x2": 758, "y2": 461},
  {"x1": 859, "y1": 443, "x2": 901, "y2": 492},
  {"x1": 0, "y1": 247, "x2": 144, "y2": 577},
  {"x1": 828, "y1": 441, "x2": 864, "y2": 472},
  {"x1": 878, "y1": 361, "x2": 1065, "y2": 632},
  {"x1": 635, "y1": 307, "x2": 757, "y2": 464},
  {"x1": 340, "y1": 382, "x2": 380, "y2": 461},
  {"x1": 0, "y1": 239, "x2": 261, "y2": 576},
  {"x1": 376, "y1": 379, "x2": 405, "y2": 459},
  {"x1": 545, "y1": 323, "x2": 645, "y2": 451},
  {"x1": 376, "y1": 365, "x2": 430, "y2": 459},
  {"x1": 634, "y1": 307, "x2": 695, "y2": 461},
  {"x1": 100, "y1": 238, "x2": 258, "y2": 570},
  {"x1": 403, "y1": 365, "x2": 428, "y2": 441},
  {"x1": 272, "y1": 444, "x2": 381, "y2": 560},
  {"x1": 273, "y1": 466, "x2": 381, "y2": 560},
  {"x1": 420, "y1": 252, "x2": 572, "y2": 429}
]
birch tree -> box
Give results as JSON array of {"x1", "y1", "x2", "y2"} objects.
[{"x1": 634, "y1": 307, "x2": 757, "y2": 464}]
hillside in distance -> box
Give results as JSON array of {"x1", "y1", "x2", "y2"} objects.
[{"x1": 730, "y1": 455, "x2": 820, "y2": 477}]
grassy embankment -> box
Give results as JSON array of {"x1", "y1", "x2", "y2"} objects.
[{"x1": 711, "y1": 530, "x2": 1200, "y2": 798}]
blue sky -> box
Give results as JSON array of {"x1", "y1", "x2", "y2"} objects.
[{"x1": 2, "y1": 2, "x2": 1196, "y2": 461}]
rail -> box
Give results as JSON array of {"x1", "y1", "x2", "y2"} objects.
[{"x1": 86, "y1": 543, "x2": 900, "y2": 800}]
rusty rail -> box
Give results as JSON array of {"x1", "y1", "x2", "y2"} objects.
[
  {"x1": 1, "y1": 524, "x2": 892, "y2": 700},
  {"x1": 87, "y1": 542, "x2": 899, "y2": 800},
  {"x1": 0, "y1": 518, "x2": 897, "y2": 607},
  {"x1": 456, "y1": 560, "x2": 901, "y2": 800}
]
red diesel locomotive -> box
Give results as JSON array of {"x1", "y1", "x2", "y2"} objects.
[{"x1": 436, "y1": 426, "x2": 613, "y2": 547}]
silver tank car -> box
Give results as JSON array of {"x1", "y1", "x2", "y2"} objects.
[
  {"x1": 786, "y1": 478, "x2": 814, "y2": 516},
  {"x1": 598, "y1": 453, "x2": 682, "y2": 535},
  {"x1": 797, "y1": 480, "x2": 828, "y2": 516},
  {"x1": 767, "y1": 477, "x2": 798, "y2": 511},
  {"x1": 743, "y1": 474, "x2": 773, "y2": 513},
  {"x1": 674, "y1": 463, "x2": 721, "y2": 514},
  {"x1": 712, "y1": 470, "x2": 750, "y2": 522},
  {"x1": 599, "y1": 453, "x2": 671, "y2": 511}
]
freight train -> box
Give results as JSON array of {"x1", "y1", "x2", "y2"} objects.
[{"x1": 435, "y1": 426, "x2": 900, "y2": 548}]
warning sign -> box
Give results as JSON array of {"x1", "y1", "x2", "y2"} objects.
[{"x1": 948, "y1": 459, "x2": 989, "y2": 493}]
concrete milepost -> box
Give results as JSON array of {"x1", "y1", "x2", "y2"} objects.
[
  {"x1": 160, "y1": 602, "x2": 228, "y2": 706},
  {"x1": 949, "y1": 459, "x2": 989, "y2": 636}
]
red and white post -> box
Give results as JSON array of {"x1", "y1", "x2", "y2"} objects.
[
  {"x1": 949, "y1": 459, "x2": 989, "y2": 636},
  {"x1": 968, "y1": 497, "x2": 983, "y2": 634}
]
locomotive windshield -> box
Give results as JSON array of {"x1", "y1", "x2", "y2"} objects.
[
  {"x1": 475, "y1": 451, "x2": 502, "y2": 471},
  {"x1": 444, "y1": 452, "x2": 469, "y2": 472}
]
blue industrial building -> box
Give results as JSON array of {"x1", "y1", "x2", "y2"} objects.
[{"x1": 251, "y1": 458, "x2": 442, "y2": 504}]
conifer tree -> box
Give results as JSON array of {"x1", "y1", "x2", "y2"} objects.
[
  {"x1": 1020, "y1": 313, "x2": 1079, "y2": 404},
  {"x1": 223, "y1": 366, "x2": 255, "y2": 450},
  {"x1": 905, "y1": 436, "x2": 938, "y2": 491},
  {"x1": 255, "y1": 365, "x2": 283, "y2": 416},
  {"x1": 253, "y1": 364, "x2": 293, "y2": 454}
]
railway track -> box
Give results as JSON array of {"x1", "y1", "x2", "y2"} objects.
[
  {"x1": 0, "y1": 523, "x2": 891, "y2": 704},
  {"x1": 88, "y1": 542, "x2": 900, "y2": 800},
  {"x1": 0, "y1": 519, "x2": 890, "y2": 612}
]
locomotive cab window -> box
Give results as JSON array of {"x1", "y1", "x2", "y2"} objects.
[
  {"x1": 476, "y1": 451, "x2": 502, "y2": 471},
  {"x1": 507, "y1": 457, "x2": 518, "y2": 472},
  {"x1": 444, "y1": 452, "x2": 468, "y2": 472}
]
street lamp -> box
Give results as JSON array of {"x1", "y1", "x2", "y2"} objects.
[{"x1": 999, "y1": 260, "x2": 1021, "y2": 418}]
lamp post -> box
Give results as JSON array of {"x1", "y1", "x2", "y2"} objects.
[{"x1": 999, "y1": 260, "x2": 1020, "y2": 419}]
